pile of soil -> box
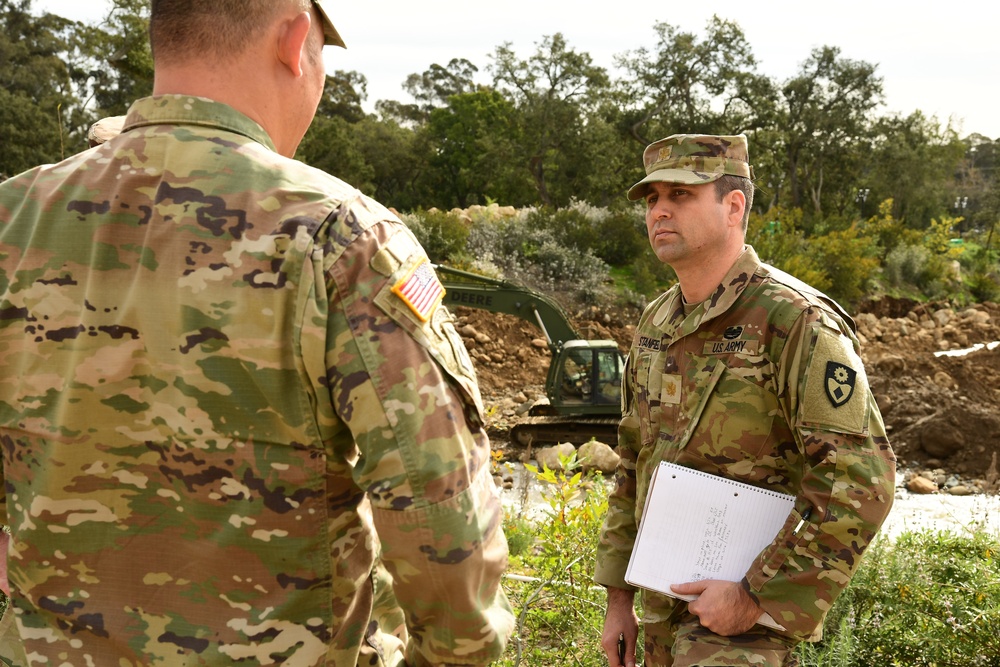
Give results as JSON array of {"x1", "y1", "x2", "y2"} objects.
[{"x1": 452, "y1": 297, "x2": 1000, "y2": 490}]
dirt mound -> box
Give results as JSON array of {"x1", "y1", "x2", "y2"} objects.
[
  {"x1": 858, "y1": 301, "x2": 1000, "y2": 484},
  {"x1": 454, "y1": 299, "x2": 1000, "y2": 489}
]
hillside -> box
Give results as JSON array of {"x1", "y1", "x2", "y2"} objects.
[{"x1": 452, "y1": 299, "x2": 1000, "y2": 491}]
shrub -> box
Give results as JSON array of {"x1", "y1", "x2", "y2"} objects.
[
  {"x1": 465, "y1": 210, "x2": 611, "y2": 304},
  {"x1": 797, "y1": 528, "x2": 1000, "y2": 666},
  {"x1": 804, "y1": 226, "x2": 881, "y2": 306},
  {"x1": 747, "y1": 207, "x2": 832, "y2": 293},
  {"x1": 400, "y1": 209, "x2": 470, "y2": 263},
  {"x1": 498, "y1": 454, "x2": 617, "y2": 667},
  {"x1": 883, "y1": 243, "x2": 953, "y2": 295}
]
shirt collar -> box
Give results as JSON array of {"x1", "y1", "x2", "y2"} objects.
[
  {"x1": 122, "y1": 95, "x2": 277, "y2": 152},
  {"x1": 657, "y1": 246, "x2": 762, "y2": 340}
]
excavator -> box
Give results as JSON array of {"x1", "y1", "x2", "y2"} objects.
[{"x1": 435, "y1": 264, "x2": 624, "y2": 446}]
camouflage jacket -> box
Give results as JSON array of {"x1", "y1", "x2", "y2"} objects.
[
  {"x1": 595, "y1": 246, "x2": 896, "y2": 641},
  {"x1": 0, "y1": 95, "x2": 513, "y2": 666}
]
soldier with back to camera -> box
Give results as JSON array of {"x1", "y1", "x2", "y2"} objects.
[{"x1": 0, "y1": 2, "x2": 513, "y2": 665}]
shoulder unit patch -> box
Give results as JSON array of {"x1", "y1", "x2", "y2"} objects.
[{"x1": 824, "y1": 361, "x2": 856, "y2": 407}]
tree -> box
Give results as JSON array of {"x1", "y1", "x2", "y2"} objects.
[
  {"x1": 315, "y1": 70, "x2": 368, "y2": 124},
  {"x1": 376, "y1": 58, "x2": 479, "y2": 126},
  {"x1": 866, "y1": 112, "x2": 964, "y2": 229},
  {"x1": 0, "y1": 0, "x2": 86, "y2": 176},
  {"x1": 614, "y1": 17, "x2": 774, "y2": 146},
  {"x1": 424, "y1": 89, "x2": 529, "y2": 208},
  {"x1": 490, "y1": 33, "x2": 609, "y2": 206},
  {"x1": 775, "y1": 46, "x2": 883, "y2": 222},
  {"x1": 74, "y1": 0, "x2": 152, "y2": 117}
]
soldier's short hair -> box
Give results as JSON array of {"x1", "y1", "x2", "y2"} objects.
[
  {"x1": 714, "y1": 174, "x2": 754, "y2": 232},
  {"x1": 150, "y1": 0, "x2": 309, "y2": 64}
]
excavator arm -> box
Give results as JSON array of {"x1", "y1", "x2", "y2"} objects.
[{"x1": 434, "y1": 264, "x2": 579, "y2": 353}]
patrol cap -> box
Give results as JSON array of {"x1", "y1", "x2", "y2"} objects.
[
  {"x1": 87, "y1": 115, "x2": 126, "y2": 147},
  {"x1": 312, "y1": 0, "x2": 346, "y2": 48},
  {"x1": 626, "y1": 133, "x2": 752, "y2": 201}
]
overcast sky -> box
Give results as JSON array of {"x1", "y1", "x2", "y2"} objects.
[{"x1": 35, "y1": 0, "x2": 999, "y2": 140}]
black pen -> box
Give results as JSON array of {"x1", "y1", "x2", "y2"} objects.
[{"x1": 617, "y1": 632, "x2": 626, "y2": 666}]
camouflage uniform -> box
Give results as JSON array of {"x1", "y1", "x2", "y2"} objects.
[
  {"x1": 0, "y1": 95, "x2": 513, "y2": 666},
  {"x1": 595, "y1": 246, "x2": 896, "y2": 666}
]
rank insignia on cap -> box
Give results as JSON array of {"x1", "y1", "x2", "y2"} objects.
[
  {"x1": 392, "y1": 259, "x2": 445, "y2": 322},
  {"x1": 824, "y1": 361, "x2": 857, "y2": 407}
]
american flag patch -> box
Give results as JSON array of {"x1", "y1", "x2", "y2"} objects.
[{"x1": 391, "y1": 259, "x2": 445, "y2": 322}]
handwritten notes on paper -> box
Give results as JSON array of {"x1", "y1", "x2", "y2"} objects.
[
  {"x1": 625, "y1": 462, "x2": 795, "y2": 629},
  {"x1": 693, "y1": 504, "x2": 731, "y2": 580}
]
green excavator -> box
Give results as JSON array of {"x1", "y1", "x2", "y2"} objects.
[{"x1": 435, "y1": 264, "x2": 624, "y2": 446}]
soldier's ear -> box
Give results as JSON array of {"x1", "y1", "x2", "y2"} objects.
[
  {"x1": 724, "y1": 188, "x2": 746, "y2": 229},
  {"x1": 276, "y1": 9, "x2": 313, "y2": 77}
]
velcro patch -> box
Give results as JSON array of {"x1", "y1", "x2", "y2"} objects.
[
  {"x1": 800, "y1": 328, "x2": 869, "y2": 435},
  {"x1": 391, "y1": 259, "x2": 445, "y2": 322}
]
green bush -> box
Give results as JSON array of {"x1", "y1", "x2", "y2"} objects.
[
  {"x1": 883, "y1": 243, "x2": 954, "y2": 298},
  {"x1": 747, "y1": 207, "x2": 830, "y2": 292},
  {"x1": 804, "y1": 226, "x2": 881, "y2": 306},
  {"x1": 797, "y1": 528, "x2": 1000, "y2": 666},
  {"x1": 465, "y1": 211, "x2": 611, "y2": 304},
  {"x1": 968, "y1": 268, "x2": 1000, "y2": 303},
  {"x1": 401, "y1": 209, "x2": 471, "y2": 263},
  {"x1": 498, "y1": 454, "x2": 616, "y2": 667}
]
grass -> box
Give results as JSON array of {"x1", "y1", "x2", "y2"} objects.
[{"x1": 496, "y1": 460, "x2": 1000, "y2": 667}]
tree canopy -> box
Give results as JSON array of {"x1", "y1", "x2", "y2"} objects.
[{"x1": 1, "y1": 0, "x2": 995, "y2": 237}]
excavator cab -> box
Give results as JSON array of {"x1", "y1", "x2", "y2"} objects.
[{"x1": 550, "y1": 340, "x2": 623, "y2": 410}]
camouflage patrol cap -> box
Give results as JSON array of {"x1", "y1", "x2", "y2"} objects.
[
  {"x1": 312, "y1": 0, "x2": 346, "y2": 48},
  {"x1": 87, "y1": 115, "x2": 126, "y2": 147},
  {"x1": 626, "y1": 133, "x2": 752, "y2": 201}
]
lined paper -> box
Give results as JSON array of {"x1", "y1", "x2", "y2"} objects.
[{"x1": 625, "y1": 462, "x2": 795, "y2": 630}]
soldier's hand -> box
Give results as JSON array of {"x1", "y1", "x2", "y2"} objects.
[
  {"x1": 601, "y1": 586, "x2": 639, "y2": 667},
  {"x1": 670, "y1": 580, "x2": 760, "y2": 636}
]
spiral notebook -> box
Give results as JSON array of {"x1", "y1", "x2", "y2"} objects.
[{"x1": 625, "y1": 461, "x2": 795, "y2": 631}]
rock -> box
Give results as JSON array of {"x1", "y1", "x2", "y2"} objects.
[
  {"x1": 875, "y1": 354, "x2": 906, "y2": 375},
  {"x1": 919, "y1": 415, "x2": 966, "y2": 459},
  {"x1": 475, "y1": 332, "x2": 492, "y2": 344},
  {"x1": 967, "y1": 309, "x2": 991, "y2": 325},
  {"x1": 907, "y1": 476, "x2": 938, "y2": 494},
  {"x1": 932, "y1": 371, "x2": 956, "y2": 389},
  {"x1": 933, "y1": 309, "x2": 954, "y2": 327},
  {"x1": 534, "y1": 443, "x2": 577, "y2": 471},
  {"x1": 459, "y1": 324, "x2": 479, "y2": 337},
  {"x1": 578, "y1": 440, "x2": 619, "y2": 475},
  {"x1": 531, "y1": 338, "x2": 548, "y2": 349},
  {"x1": 947, "y1": 485, "x2": 974, "y2": 496}
]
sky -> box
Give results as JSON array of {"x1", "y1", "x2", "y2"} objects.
[{"x1": 34, "y1": 0, "x2": 1000, "y2": 140}]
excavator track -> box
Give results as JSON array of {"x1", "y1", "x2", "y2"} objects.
[{"x1": 509, "y1": 416, "x2": 619, "y2": 447}]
